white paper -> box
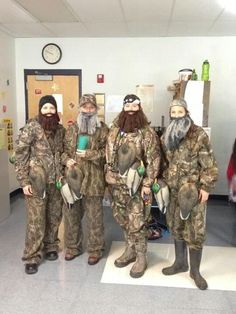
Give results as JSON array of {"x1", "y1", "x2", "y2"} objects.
[
  {"x1": 106, "y1": 95, "x2": 123, "y2": 113},
  {"x1": 184, "y1": 81, "x2": 204, "y2": 126},
  {"x1": 52, "y1": 93, "x2": 63, "y2": 113}
]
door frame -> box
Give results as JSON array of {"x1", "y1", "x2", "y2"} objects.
[{"x1": 24, "y1": 69, "x2": 82, "y2": 121}]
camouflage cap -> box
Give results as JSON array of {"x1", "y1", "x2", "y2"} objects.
[
  {"x1": 79, "y1": 94, "x2": 97, "y2": 108},
  {"x1": 170, "y1": 98, "x2": 187, "y2": 110},
  {"x1": 178, "y1": 183, "x2": 198, "y2": 220}
]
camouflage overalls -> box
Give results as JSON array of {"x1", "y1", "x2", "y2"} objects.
[
  {"x1": 161, "y1": 124, "x2": 218, "y2": 249},
  {"x1": 61, "y1": 122, "x2": 108, "y2": 257},
  {"x1": 106, "y1": 122, "x2": 160, "y2": 254},
  {"x1": 14, "y1": 118, "x2": 65, "y2": 264}
]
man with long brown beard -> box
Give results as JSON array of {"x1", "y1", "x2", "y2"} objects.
[
  {"x1": 106, "y1": 94, "x2": 160, "y2": 278},
  {"x1": 15, "y1": 95, "x2": 65, "y2": 274},
  {"x1": 161, "y1": 98, "x2": 218, "y2": 290}
]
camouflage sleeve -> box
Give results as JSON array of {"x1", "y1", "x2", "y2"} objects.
[
  {"x1": 61, "y1": 125, "x2": 76, "y2": 166},
  {"x1": 198, "y1": 130, "x2": 218, "y2": 192},
  {"x1": 142, "y1": 128, "x2": 161, "y2": 187},
  {"x1": 84, "y1": 126, "x2": 109, "y2": 162},
  {"x1": 14, "y1": 123, "x2": 35, "y2": 187}
]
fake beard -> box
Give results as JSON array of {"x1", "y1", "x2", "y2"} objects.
[
  {"x1": 164, "y1": 115, "x2": 192, "y2": 151},
  {"x1": 117, "y1": 110, "x2": 149, "y2": 133},
  {"x1": 77, "y1": 112, "x2": 98, "y2": 135},
  {"x1": 38, "y1": 112, "x2": 60, "y2": 131}
]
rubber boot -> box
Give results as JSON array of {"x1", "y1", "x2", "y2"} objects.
[
  {"x1": 189, "y1": 248, "x2": 208, "y2": 290},
  {"x1": 130, "y1": 252, "x2": 147, "y2": 278},
  {"x1": 162, "y1": 239, "x2": 189, "y2": 275},
  {"x1": 114, "y1": 245, "x2": 136, "y2": 268}
]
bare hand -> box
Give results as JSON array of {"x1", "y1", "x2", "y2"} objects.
[
  {"x1": 23, "y1": 185, "x2": 33, "y2": 196},
  {"x1": 141, "y1": 186, "x2": 151, "y2": 199},
  {"x1": 66, "y1": 159, "x2": 76, "y2": 167},
  {"x1": 199, "y1": 189, "x2": 209, "y2": 203}
]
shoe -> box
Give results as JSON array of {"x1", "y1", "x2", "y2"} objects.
[
  {"x1": 45, "y1": 251, "x2": 58, "y2": 261},
  {"x1": 25, "y1": 263, "x2": 38, "y2": 275},
  {"x1": 65, "y1": 252, "x2": 79, "y2": 261},
  {"x1": 88, "y1": 256, "x2": 100, "y2": 265}
]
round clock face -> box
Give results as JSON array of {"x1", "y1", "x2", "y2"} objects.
[{"x1": 42, "y1": 43, "x2": 62, "y2": 64}]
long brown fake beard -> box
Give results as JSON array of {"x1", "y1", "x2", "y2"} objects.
[
  {"x1": 38, "y1": 112, "x2": 60, "y2": 131},
  {"x1": 117, "y1": 109, "x2": 149, "y2": 133}
]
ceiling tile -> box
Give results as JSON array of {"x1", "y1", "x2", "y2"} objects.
[
  {"x1": 0, "y1": 0, "x2": 36, "y2": 23},
  {"x1": 173, "y1": 0, "x2": 223, "y2": 21},
  {"x1": 127, "y1": 21, "x2": 168, "y2": 37},
  {"x1": 84, "y1": 22, "x2": 128, "y2": 37},
  {"x1": 121, "y1": 0, "x2": 173, "y2": 22},
  {"x1": 44, "y1": 23, "x2": 89, "y2": 37},
  {"x1": 66, "y1": 0, "x2": 124, "y2": 22},
  {"x1": 209, "y1": 21, "x2": 236, "y2": 36},
  {"x1": 168, "y1": 21, "x2": 213, "y2": 36},
  {"x1": 3, "y1": 23, "x2": 54, "y2": 37},
  {"x1": 15, "y1": 0, "x2": 77, "y2": 22}
]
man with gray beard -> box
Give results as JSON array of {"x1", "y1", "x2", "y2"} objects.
[
  {"x1": 161, "y1": 98, "x2": 218, "y2": 290},
  {"x1": 61, "y1": 94, "x2": 108, "y2": 265}
]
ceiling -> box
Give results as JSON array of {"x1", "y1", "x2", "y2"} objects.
[{"x1": 1, "y1": 0, "x2": 236, "y2": 38}]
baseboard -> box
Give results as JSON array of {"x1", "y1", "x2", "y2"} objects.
[
  {"x1": 10, "y1": 188, "x2": 22, "y2": 198},
  {"x1": 209, "y1": 194, "x2": 228, "y2": 201}
]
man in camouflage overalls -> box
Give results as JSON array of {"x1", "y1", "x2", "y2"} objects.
[
  {"x1": 161, "y1": 98, "x2": 218, "y2": 290},
  {"x1": 61, "y1": 94, "x2": 108, "y2": 265},
  {"x1": 15, "y1": 95, "x2": 65, "y2": 274},
  {"x1": 106, "y1": 94, "x2": 160, "y2": 278}
]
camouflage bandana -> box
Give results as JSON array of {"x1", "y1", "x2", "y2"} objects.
[
  {"x1": 164, "y1": 115, "x2": 192, "y2": 151},
  {"x1": 77, "y1": 111, "x2": 98, "y2": 135}
]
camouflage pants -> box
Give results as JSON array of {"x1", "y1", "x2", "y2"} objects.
[
  {"x1": 166, "y1": 192, "x2": 207, "y2": 250},
  {"x1": 111, "y1": 185, "x2": 148, "y2": 253},
  {"x1": 22, "y1": 184, "x2": 63, "y2": 264},
  {"x1": 63, "y1": 196, "x2": 104, "y2": 257}
]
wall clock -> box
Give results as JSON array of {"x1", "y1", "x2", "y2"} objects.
[{"x1": 42, "y1": 43, "x2": 62, "y2": 64}]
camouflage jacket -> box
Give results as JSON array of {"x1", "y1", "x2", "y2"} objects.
[
  {"x1": 61, "y1": 121, "x2": 109, "y2": 196},
  {"x1": 14, "y1": 117, "x2": 65, "y2": 188},
  {"x1": 106, "y1": 118, "x2": 161, "y2": 187},
  {"x1": 161, "y1": 123, "x2": 218, "y2": 193}
]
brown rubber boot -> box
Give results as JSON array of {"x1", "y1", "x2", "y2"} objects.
[
  {"x1": 189, "y1": 248, "x2": 208, "y2": 290},
  {"x1": 114, "y1": 246, "x2": 136, "y2": 268},
  {"x1": 162, "y1": 239, "x2": 189, "y2": 275},
  {"x1": 130, "y1": 252, "x2": 147, "y2": 278}
]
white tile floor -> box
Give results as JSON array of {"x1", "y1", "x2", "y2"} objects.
[
  {"x1": 0, "y1": 194, "x2": 236, "y2": 314},
  {"x1": 102, "y1": 241, "x2": 236, "y2": 291}
]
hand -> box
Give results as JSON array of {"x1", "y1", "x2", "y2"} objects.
[
  {"x1": 141, "y1": 186, "x2": 151, "y2": 199},
  {"x1": 66, "y1": 159, "x2": 76, "y2": 167},
  {"x1": 199, "y1": 189, "x2": 209, "y2": 203},
  {"x1": 23, "y1": 185, "x2": 33, "y2": 196}
]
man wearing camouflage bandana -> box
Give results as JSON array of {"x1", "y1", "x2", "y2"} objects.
[
  {"x1": 106, "y1": 94, "x2": 160, "y2": 278},
  {"x1": 14, "y1": 95, "x2": 65, "y2": 275},
  {"x1": 61, "y1": 93, "x2": 108, "y2": 265},
  {"x1": 161, "y1": 98, "x2": 218, "y2": 290}
]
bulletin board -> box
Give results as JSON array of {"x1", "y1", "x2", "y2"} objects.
[{"x1": 95, "y1": 93, "x2": 105, "y2": 122}]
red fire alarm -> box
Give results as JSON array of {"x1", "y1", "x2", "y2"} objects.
[{"x1": 97, "y1": 74, "x2": 104, "y2": 83}]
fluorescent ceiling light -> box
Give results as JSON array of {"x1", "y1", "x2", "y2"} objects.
[{"x1": 218, "y1": 0, "x2": 236, "y2": 13}]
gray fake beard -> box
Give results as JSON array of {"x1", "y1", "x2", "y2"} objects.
[
  {"x1": 164, "y1": 115, "x2": 192, "y2": 150},
  {"x1": 77, "y1": 112, "x2": 98, "y2": 135}
]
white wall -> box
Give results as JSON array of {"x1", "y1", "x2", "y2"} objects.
[
  {"x1": 0, "y1": 31, "x2": 18, "y2": 193},
  {"x1": 15, "y1": 37, "x2": 236, "y2": 195}
]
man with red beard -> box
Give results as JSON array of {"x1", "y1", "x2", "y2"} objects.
[
  {"x1": 161, "y1": 98, "x2": 218, "y2": 290},
  {"x1": 106, "y1": 94, "x2": 160, "y2": 278},
  {"x1": 15, "y1": 95, "x2": 65, "y2": 274}
]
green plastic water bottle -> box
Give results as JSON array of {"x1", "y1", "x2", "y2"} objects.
[
  {"x1": 191, "y1": 69, "x2": 198, "y2": 80},
  {"x1": 201, "y1": 60, "x2": 210, "y2": 81}
]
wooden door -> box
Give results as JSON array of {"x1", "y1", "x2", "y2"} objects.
[{"x1": 24, "y1": 69, "x2": 82, "y2": 128}]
